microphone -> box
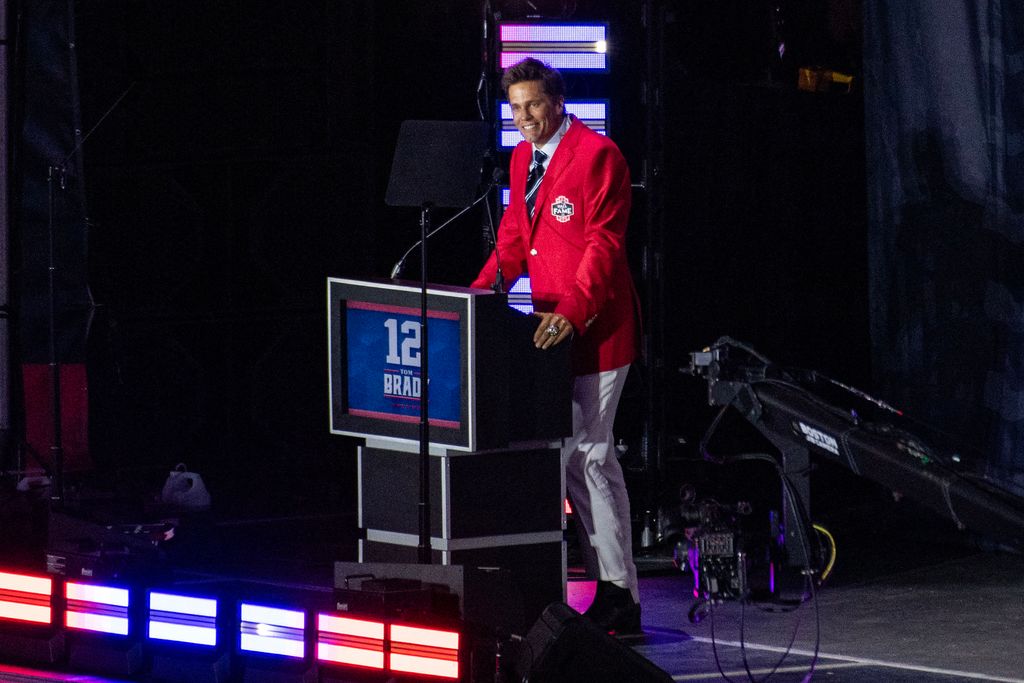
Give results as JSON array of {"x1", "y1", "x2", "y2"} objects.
[
  {"x1": 482, "y1": 168, "x2": 506, "y2": 293},
  {"x1": 389, "y1": 168, "x2": 505, "y2": 280}
]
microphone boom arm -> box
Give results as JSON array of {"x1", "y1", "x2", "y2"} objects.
[{"x1": 390, "y1": 169, "x2": 504, "y2": 280}]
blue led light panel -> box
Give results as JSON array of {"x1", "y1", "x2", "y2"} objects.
[
  {"x1": 498, "y1": 100, "x2": 608, "y2": 149},
  {"x1": 148, "y1": 591, "x2": 218, "y2": 647},
  {"x1": 239, "y1": 603, "x2": 306, "y2": 659},
  {"x1": 491, "y1": 186, "x2": 533, "y2": 312},
  {"x1": 499, "y1": 23, "x2": 608, "y2": 71},
  {"x1": 508, "y1": 276, "x2": 534, "y2": 314}
]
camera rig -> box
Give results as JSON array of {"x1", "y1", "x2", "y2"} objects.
[
  {"x1": 683, "y1": 337, "x2": 1024, "y2": 569},
  {"x1": 661, "y1": 456, "x2": 807, "y2": 624}
]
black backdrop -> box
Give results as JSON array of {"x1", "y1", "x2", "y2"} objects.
[
  {"x1": 76, "y1": 0, "x2": 392, "y2": 501},
  {"x1": 865, "y1": 1, "x2": 1024, "y2": 495},
  {"x1": 26, "y1": 0, "x2": 870, "y2": 512}
]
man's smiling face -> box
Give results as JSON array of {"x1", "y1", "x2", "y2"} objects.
[{"x1": 508, "y1": 80, "x2": 564, "y2": 147}]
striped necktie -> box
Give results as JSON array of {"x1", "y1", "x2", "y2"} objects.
[{"x1": 525, "y1": 149, "x2": 547, "y2": 218}]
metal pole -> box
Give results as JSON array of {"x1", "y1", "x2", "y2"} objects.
[
  {"x1": 640, "y1": 0, "x2": 667, "y2": 533},
  {"x1": 479, "y1": 0, "x2": 497, "y2": 261},
  {"x1": 418, "y1": 203, "x2": 432, "y2": 564},
  {"x1": 0, "y1": 0, "x2": 11, "y2": 475},
  {"x1": 46, "y1": 164, "x2": 65, "y2": 503}
]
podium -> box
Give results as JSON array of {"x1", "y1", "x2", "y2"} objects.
[{"x1": 327, "y1": 277, "x2": 572, "y2": 634}]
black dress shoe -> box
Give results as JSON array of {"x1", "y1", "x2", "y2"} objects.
[{"x1": 583, "y1": 581, "x2": 642, "y2": 636}]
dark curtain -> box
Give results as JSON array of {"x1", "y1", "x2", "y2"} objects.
[
  {"x1": 10, "y1": 0, "x2": 94, "y2": 476},
  {"x1": 15, "y1": 0, "x2": 91, "y2": 362},
  {"x1": 865, "y1": 1, "x2": 1024, "y2": 493}
]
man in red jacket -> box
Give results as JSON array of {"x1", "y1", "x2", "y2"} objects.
[{"x1": 472, "y1": 58, "x2": 641, "y2": 635}]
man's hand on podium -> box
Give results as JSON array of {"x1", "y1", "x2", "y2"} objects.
[{"x1": 533, "y1": 312, "x2": 574, "y2": 350}]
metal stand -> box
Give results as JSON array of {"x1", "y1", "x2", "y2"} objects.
[
  {"x1": 417, "y1": 203, "x2": 433, "y2": 564},
  {"x1": 383, "y1": 119, "x2": 490, "y2": 565},
  {"x1": 750, "y1": 430, "x2": 811, "y2": 568},
  {"x1": 46, "y1": 165, "x2": 66, "y2": 505}
]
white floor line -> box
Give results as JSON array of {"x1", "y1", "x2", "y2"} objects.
[
  {"x1": 673, "y1": 661, "x2": 863, "y2": 680},
  {"x1": 687, "y1": 636, "x2": 1024, "y2": 683}
]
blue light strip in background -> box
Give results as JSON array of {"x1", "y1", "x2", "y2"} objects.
[
  {"x1": 499, "y1": 23, "x2": 608, "y2": 71},
  {"x1": 494, "y1": 186, "x2": 533, "y2": 313},
  {"x1": 499, "y1": 100, "x2": 608, "y2": 149}
]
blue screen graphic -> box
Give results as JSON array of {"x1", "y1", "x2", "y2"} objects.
[{"x1": 345, "y1": 303, "x2": 461, "y2": 427}]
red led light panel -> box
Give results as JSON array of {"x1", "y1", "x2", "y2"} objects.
[
  {"x1": 389, "y1": 623, "x2": 460, "y2": 679},
  {"x1": 0, "y1": 570, "x2": 53, "y2": 626},
  {"x1": 317, "y1": 613, "x2": 386, "y2": 670}
]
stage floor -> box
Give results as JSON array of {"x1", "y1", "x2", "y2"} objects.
[
  {"x1": 1, "y1": 548, "x2": 1021, "y2": 683},
  {"x1": 1, "y1": 475, "x2": 1022, "y2": 682},
  {"x1": 628, "y1": 550, "x2": 1024, "y2": 682}
]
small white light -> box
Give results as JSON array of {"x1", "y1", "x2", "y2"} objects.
[{"x1": 595, "y1": 40, "x2": 607, "y2": 54}]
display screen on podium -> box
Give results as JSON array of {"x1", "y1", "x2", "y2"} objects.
[
  {"x1": 328, "y1": 277, "x2": 571, "y2": 452},
  {"x1": 328, "y1": 278, "x2": 502, "y2": 452},
  {"x1": 344, "y1": 300, "x2": 461, "y2": 428}
]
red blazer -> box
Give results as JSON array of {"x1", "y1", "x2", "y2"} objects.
[{"x1": 472, "y1": 116, "x2": 639, "y2": 375}]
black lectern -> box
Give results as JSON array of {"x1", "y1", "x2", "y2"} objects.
[
  {"x1": 327, "y1": 277, "x2": 572, "y2": 634},
  {"x1": 328, "y1": 277, "x2": 570, "y2": 450}
]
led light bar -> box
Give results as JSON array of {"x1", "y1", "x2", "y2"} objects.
[
  {"x1": 498, "y1": 100, "x2": 608, "y2": 149},
  {"x1": 316, "y1": 613, "x2": 386, "y2": 670},
  {"x1": 491, "y1": 187, "x2": 535, "y2": 312},
  {"x1": 389, "y1": 623, "x2": 460, "y2": 680},
  {"x1": 65, "y1": 581, "x2": 130, "y2": 636},
  {"x1": 148, "y1": 591, "x2": 218, "y2": 647},
  {"x1": 508, "y1": 276, "x2": 534, "y2": 314},
  {"x1": 239, "y1": 602, "x2": 305, "y2": 659},
  {"x1": 499, "y1": 23, "x2": 608, "y2": 71},
  {"x1": 0, "y1": 570, "x2": 53, "y2": 626}
]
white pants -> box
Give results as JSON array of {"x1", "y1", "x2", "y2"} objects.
[{"x1": 563, "y1": 364, "x2": 638, "y2": 602}]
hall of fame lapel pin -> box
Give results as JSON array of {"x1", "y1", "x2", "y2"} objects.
[{"x1": 551, "y1": 195, "x2": 574, "y2": 223}]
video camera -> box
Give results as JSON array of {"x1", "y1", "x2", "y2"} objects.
[{"x1": 660, "y1": 481, "x2": 786, "y2": 623}]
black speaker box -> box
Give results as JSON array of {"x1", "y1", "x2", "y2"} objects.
[
  {"x1": 514, "y1": 602, "x2": 673, "y2": 683},
  {"x1": 335, "y1": 561, "x2": 525, "y2": 634}
]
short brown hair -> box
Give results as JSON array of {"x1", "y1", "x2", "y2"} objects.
[{"x1": 500, "y1": 57, "x2": 565, "y2": 100}]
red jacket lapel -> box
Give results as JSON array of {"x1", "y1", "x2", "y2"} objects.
[{"x1": 529, "y1": 115, "x2": 581, "y2": 229}]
